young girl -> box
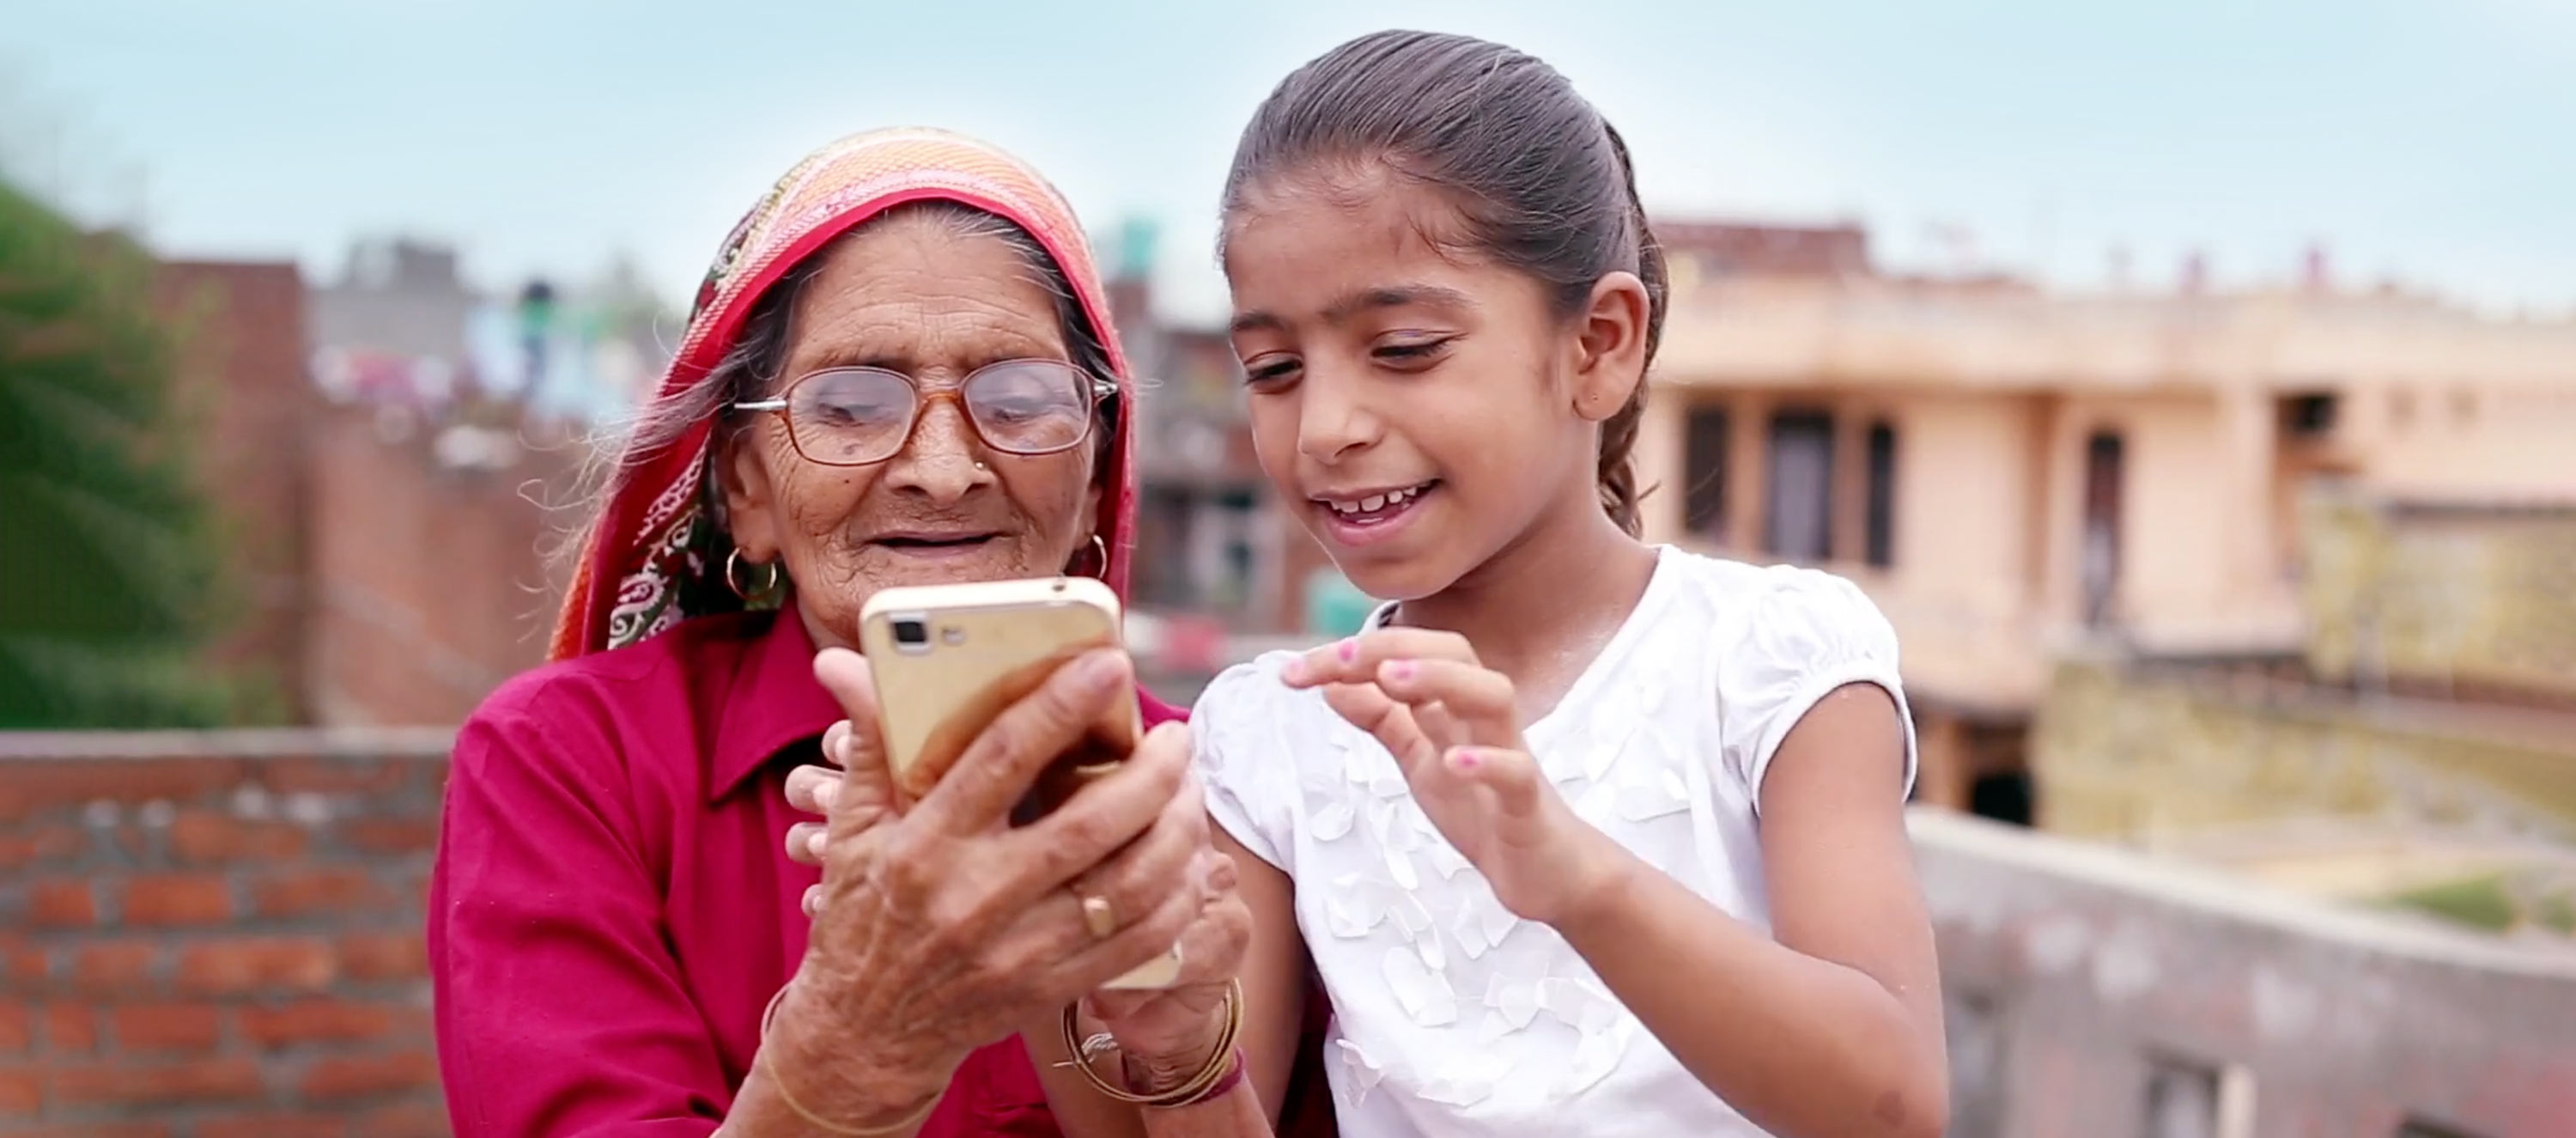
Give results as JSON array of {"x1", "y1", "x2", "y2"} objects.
[{"x1": 1195, "y1": 30, "x2": 1949, "y2": 1138}]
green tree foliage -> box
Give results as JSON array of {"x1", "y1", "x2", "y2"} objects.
[{"x1": 0, "y1": 177, "x2": 234, "y2": 727}]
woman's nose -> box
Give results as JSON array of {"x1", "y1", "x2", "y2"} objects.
[{"x1": 880, "y1": 399, "x2": 990, "y2": 501}]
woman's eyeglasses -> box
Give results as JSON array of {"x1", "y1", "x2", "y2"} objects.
[{"x1": 732, "y1": 359, "x2": 1117, "y2": 468}]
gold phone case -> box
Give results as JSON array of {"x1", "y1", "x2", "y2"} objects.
[{"x1": 858, "y1": 575, "x2": 1182, "y2": 990}]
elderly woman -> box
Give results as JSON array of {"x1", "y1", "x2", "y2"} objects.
[{"x1": 432, "y1": 130, "x2": 1306, "y2": 1137}]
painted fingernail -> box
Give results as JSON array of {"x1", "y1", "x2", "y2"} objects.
[
  {"x1": 1449, "y1": 749, "x2": 1481, "y2": 770},
  {"x1": 1281, "y1": 657, "x2": 1308, "y2": 683},
  {"x1": 1337, "y1": 638, "x2": 1358, "y2": 662},
  {"x1": 1387, "y1": 660, "x2": 1417, "y2": 682}
]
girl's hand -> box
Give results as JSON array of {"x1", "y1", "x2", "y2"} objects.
[{"x1": 1281, "y1": 630, "x2": 1631, "y2": 928}]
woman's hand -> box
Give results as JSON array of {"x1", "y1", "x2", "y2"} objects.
[
  {"x1": 1080, "y1": 845, "x2": 1253, "y2": 1092},
  {"x1": 1282, "y1": 629, "x2": 1631, "y2": 928},
  {"x1": 773, "y1": 646, "x2": 1218, "y2": 1102},
  {"x1": 788, "y1": 654, "x2": 1256, "y2": 1096}
]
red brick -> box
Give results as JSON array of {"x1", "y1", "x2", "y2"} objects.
[
  {"x1": 0, "y1": 1064, "x2": 43, "y2": 1111},
  {"x1": 177, "y1": 937, "x2": 336, "y2": 995},
  {"x1": 46, "y1": 1004, "x2": 96, "y2": 1051},
  {"x1": 27, "y1": 879, "x2": 96, "y2": 928},
  {"x1": 260, "y1": 757, "x2": 409, "y2": 795},
  {"x1": 298, "y1": 1048, "x2": 439, "y2": 1100},
  {"x1": 123, "y1": 873, "x2": 238, "y2": 925},
  {"x1": 112, "y1": 1002, "x2": 222, "y2": 1051},
  {"x1": 171, "y1": 811, "x2": 310, "y2": 862},
  {"x1": 3, "y1": 934, "x2": 49, "y2": 989},
  {"x1": 336, "y1": 933, "x2": 426, "y2": 981},
  {"x1": 238, "y1": 998, "x2": 398, "y2": 1048},
  {"x1": 340, "y1": 817, "x2": 440, "y2": 855},
  {"x1": 12, "y1": 1126, "x2": 172, "y2": 1138},
  {"x1": 51, "y1": 1056, "x2": 264, "y2": 1105},
  {"x1": 252, "y1": 867, "x2": 390, "y2": 919},
  {"x1": 0, "y1": 1003, "x2": 26, "y2": 1051},
  {"x1": 0, "y1": 824, "x2": 82, "y2": 870},
  {"x1": 198, "y1": 1113, "x2": 349, "y2": 1138},
  {"x1": 356, "y1": 1098, "x2": 451, "y2": 1138},
  {"x1": 0, "y1": 759, "x2": 248, "y2": 816},
  {"x1": 72, "y1": 941, "x2": 159, "y2": 994}
]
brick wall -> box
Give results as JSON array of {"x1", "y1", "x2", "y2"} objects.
[
  {"x1": 1920, "y1": 809, "x2": 2576, "y2": 1137},
  {"x1": 12, "y1": 733, "x2": 2574, "y2": 1136},
  {"x1": 0, "y1": 730, "x2": 452, "y2": 1135}
]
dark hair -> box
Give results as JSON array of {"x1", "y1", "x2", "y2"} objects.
[
  {"x1": 1221, "y1": 29, "x2": 1667, "y2": 534},
  {"x1": 581, "y1": 201, "x2": 1121, "y2": 608}
]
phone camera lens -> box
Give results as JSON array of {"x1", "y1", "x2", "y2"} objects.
[{"x1": 890, "y1": 618, "x2": 930, "y2": 648}]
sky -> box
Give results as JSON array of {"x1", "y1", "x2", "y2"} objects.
[{"x1": 5, "y1": 0, "x2": 2573, "y2": 326}]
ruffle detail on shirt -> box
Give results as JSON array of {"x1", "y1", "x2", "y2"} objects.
[
  {"x1": 1190, "y1": 654, "x2": 1309, "y2": 872},
  {"x1": 1295, "y1": 586, "x2": 1698, "y2": 1116}
]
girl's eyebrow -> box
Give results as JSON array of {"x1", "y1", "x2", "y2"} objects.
[{"x1": 1231, "y1": 283, "x2": 1475, "y2": 335}]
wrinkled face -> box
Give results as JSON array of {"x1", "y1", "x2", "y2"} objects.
[
  {"x1": 721, "y1": 211, "x2": 1106, "y2": 649},
  {"x1": 1224, "y1": 167, "x2": 1637, "y2": 600}
]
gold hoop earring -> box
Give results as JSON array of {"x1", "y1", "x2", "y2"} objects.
[
  {"x1": 1066, "y1": 533, "x2": 1109, "y2": 580},
  {"x1": 725, "y1": 548, "x2": 783, "y2": 601}
]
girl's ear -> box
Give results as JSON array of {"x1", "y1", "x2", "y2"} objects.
[{"x1": 1571, "y1": 271, "x2": 1651, "y2": 423}]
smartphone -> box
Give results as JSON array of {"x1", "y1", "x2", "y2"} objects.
[{"x1": 857, "y1": 575, "x2": 1182, "y2": 989}]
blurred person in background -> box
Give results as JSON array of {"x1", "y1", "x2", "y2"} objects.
[{"x1": 429, "y1": 128, "x2": 1294, "y2": 1138}]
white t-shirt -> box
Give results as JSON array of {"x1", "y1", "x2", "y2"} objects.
[{"x1": 1192, "y1": 546, "x2": 1917, "y2": 1138}]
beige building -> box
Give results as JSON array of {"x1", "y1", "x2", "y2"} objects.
[{"x1": 1633, "y1": 234, "x2": 2576, "y2": 819}]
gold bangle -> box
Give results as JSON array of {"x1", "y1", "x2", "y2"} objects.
[
  {"x1": 1056, "y1": 979, "x2": 1244, "y2": 1106},
  {"x1": 756, "y1": 983, "x2": 945, "y2": 1136}
]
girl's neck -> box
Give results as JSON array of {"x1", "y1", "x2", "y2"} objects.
[{"x1": 1393, "y1": 492, "x2": 1659, "y2": 718}]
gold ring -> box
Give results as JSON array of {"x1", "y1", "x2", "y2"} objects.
[{"x1": 1078, "y1": 892, "x2": 1117, "y2": 940}]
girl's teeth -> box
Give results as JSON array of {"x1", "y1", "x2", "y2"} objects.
[{"x1": 1327, "y1": 484, "x2": 1429, "y2": 514}]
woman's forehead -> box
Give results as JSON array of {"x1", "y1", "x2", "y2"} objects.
[{"x1": 782, "y1": 220, "x2": 1071, "y2": 371}]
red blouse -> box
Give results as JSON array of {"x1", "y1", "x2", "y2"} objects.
[{"x1": 428, "y1": 606, "x2": 1184, "y2": 1136}]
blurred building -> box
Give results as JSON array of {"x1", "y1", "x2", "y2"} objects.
[
  {"x1": 1104, "y1": 220, "x2": 1297, "y2": 648},
  {"x1": 1637, "y1": 232, "x2": 2576, "y2": 824},
  {"x1": 151, "y1": 259, "x2": 315, "y2": 722},
  {"x1": 2031, "y1": 488, "x2": 2576, "y2": 940},
  {"x1": 155, "y1": 240, "x2": 653, "y2": 728},
  {"x1": 309, "y1": 240, "x2": 477, "y2": 371}
]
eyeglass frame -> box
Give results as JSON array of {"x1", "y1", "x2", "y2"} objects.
[{"x1": 730, "y1": 358, "x2": 1121, "y2": 468}]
